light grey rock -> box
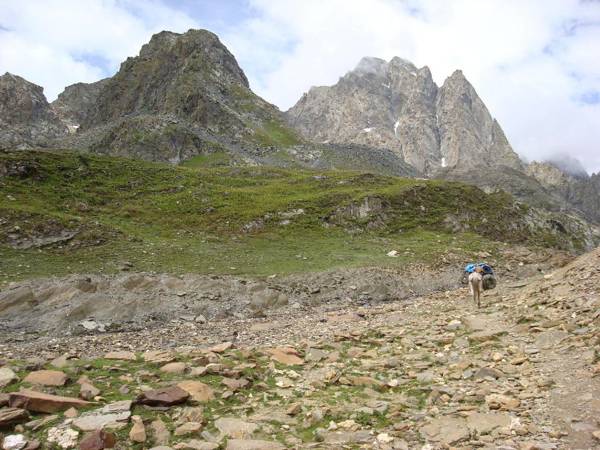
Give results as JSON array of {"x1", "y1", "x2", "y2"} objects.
[
  {"x1": 286, "y1": 57, "x2": 522, "y2": 176},
  {"x1": 0, "y1": 367, "x2": 18, "y2": 387},
  {"x1": 466, "y1": 412, "x2": 512, "y2": 435},
  {"x1": 214, "y1": 417, "x2": 257, "y2": 439},
  {"x1": 420, "y1": 417, "x2": 469, "y2": 445},
  {"x1": 2, "y1": 434, "x2": 27, "y2": 450}
]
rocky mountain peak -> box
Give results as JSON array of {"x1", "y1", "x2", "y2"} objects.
[
  {"x1": 0, "y1": 72, "x2": 66, "y2": 149},
  {"x1": 286, "y1": 56, "x2": 522, "y2": 175},
  {"x1": 83, "y1": 28, "x2": 251, "y2": 130}
]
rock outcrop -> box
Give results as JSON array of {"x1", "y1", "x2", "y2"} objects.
[
  {"x1": 286, "y1": 57, "x2": 522, "y2": 175},
  {"x1": 50, "y1": 78, "x2": 110, "y2": 131},
  {"x1": 0, "y1": 72, "x2": 67, "y2": 149},
  {"x1": 527, "y1": 161, "x2": 600, "y2": 223},
  {"x1": 65, "y1": 29, "x2": 299, "y2": 162}
]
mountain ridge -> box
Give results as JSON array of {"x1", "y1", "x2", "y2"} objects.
[{"x1": 0, "y1": 29, "x2": 598, "y2": 223}]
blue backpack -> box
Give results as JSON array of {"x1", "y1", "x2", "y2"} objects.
[{"x1": 465, "y1": 263, "x2": 494, "y2": 275}]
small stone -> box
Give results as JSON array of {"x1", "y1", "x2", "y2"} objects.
[
  {"x1": 79, "y1": 383, "x2": 101, "y2": 401},
  {"x1": 2, "y1": 434, "x2": 27, "y2": 450},
  {"x1": 23, "y1": 440, "x2": 40, "y2": 450},
  {"x1": 420, "y1": 417, "x2": 469, "y2": 445},
  {"x1": 0, "y1": 368, "x2": 18, "y2": 388},
  {"x1": 104, "y1": 351, "x2": 136, "y2": 361},
  {"x1": 264, "y1": 347, "x2": 304, "y2": 365},
  {"x1": 491, "y1": 352, "x2": 503, "y2": 362},
  {"x1": 0, "y1": 408, "x2": 29, "y2": 428},
  {"x1": 136, "y1": 386, "x2": 189, "y2": 406},
  {"x1": 150, "y1": 418, "x2": 170, "y2": 445},
  {"x1": 221, "y1": 378, "x2": 249, "y2": 391},
  {"x1": 64, "y1": 407, "x2": 78, "y2": 418},
  {"x1": 377, "y1": 433, "x2": 394, "y2": 444},
  {"x1": 143, "y1": 351, "x2": 176, "y2": 364},
  {"x1": 129, "y1": 416, "x2": 146, "y2": 443},
  {"x1": 225, "y1": 440, "x2": 284, "y2": 450},
  {"x1": 305, "y1": 348, "x2": 328, "y2": 362},
  {"x1": 79, "y1": 430, "x2": 117, "y2": 450},
  {"x1": 485, "y1": 394, "x2": 520, "y2": 410},
  {"x1": 47, "y1": 427, "x2": 79, "y2": 449},
  {"x1": 214, "y1": 418, "x2": 257, "y2": 439},
  {"x1": 174, "y1": 441, "x2": 217, "y2": 450},
  {"x1": 174, "y1": 422, "x2": 202, "y2": 436},
  {"x1": 286, "y1": 404, "x2": 301, "y2": 416},
  {"x1": 177, "y1": 381, "x2": 214, "y2": 403},
  {"x1": 208, "y1": 342, "x2": 233, "y2": 353},
  {"x1": 160, "y1": 362, "x2": 187, "y2": 374}
]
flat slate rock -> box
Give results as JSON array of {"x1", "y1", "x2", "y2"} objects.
[
  {"x1": 264, "y1": 347, "x2": 304, "y2": 365},
  {"x1": 137, "y1": 386, "x2": 189, "y2": 406},
  {"x1": 9, "y1": 389, "x2": 91, "y2": 413},
  {"x1": 466, "y1": 412, "x2": 512, "y2": 435},
  {"x1": 214, "y1": 417, "x2": 258, "y2": 439},
  {"x1": 0, "y1": 407, "x2": 29, "y2": 427},
  {"x1": 104, "y1": 351, "x2": 136, "y2": 361},
  {"x1": 73, "y1": 409, "x2": 131, "y2": 431},
  {"x1": 23, "y1": 370, "x2": 68, "y2": 386},
  {"x1": 176, "y1": 381, "x2": 214, "y2": 403},
  {"x1": 420, "y1": 417, "x2": 469, "y2": 445}
]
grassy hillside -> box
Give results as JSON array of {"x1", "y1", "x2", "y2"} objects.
[{"x1": 0, "y1": 150, "x2": 589, "y2": 284}]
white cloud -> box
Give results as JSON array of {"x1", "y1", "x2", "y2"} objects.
[
  {"x1": 0, "y1": 0, "x2": 199, "y2": 100},
  {"x1": 229, "y1": 0, "x2": 600, "y2": 173}
]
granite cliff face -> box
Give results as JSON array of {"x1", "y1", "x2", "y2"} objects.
[
  {"x1": 0, "y1": 72, "x2": 67, "y2": 149},
  {"x1": 286, "y1": 57, "x2": 522, "y2": 175}
]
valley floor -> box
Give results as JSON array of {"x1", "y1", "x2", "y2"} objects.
[{"x1": 0, "y1": 249, "x2": 598, "y2": 449}]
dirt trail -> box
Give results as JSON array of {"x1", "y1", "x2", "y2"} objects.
[{"x1": 0, "y1": 248, "x2": 598, "y2": 449}]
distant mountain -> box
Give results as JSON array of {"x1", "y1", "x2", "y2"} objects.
[
  {"x1": 527, "y1": 161, "x2": 600, "y2": 223},
  {"x1": 286, "y1": 56, "x2": 600, "y2": 223},
  {"x1": 286, "y1": 56, "x2": 522, "y2": 175},
  {"x1": 0, "y1": 72, "x2": 66, "y2": 149},
  {"x1": 0, "y1": 31, "x2": 598, "y2": 224},
  {"x1": 51, "y1": 29, "x2": 302, "y2": 163}
]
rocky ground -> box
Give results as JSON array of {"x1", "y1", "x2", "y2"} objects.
[{"x1": 0, "y1": 247, "x2": 598, "y2": 449}]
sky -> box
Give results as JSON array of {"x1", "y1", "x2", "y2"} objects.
[{"x1": 1, "y1": 0, "x2": 599, "y2": 174}]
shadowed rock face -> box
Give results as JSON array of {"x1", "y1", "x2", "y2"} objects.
[
  {"x1": 0, "y1": 72, "x2": 67, "y2": 149},
  {"x1": 286, "y1": 57, "x2": 523, "y2": 175}
]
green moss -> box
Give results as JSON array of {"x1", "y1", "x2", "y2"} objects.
[
  {"x1": 180, "y1": 150, "x2": 234, "y2": 168},
  {"x1": 252, "y1": 119, "x2": 302, "y2": 147}
]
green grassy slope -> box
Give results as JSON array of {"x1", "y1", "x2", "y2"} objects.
[{"x1": 0, "y1": 150, "x2": 584, "y2": 284}]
